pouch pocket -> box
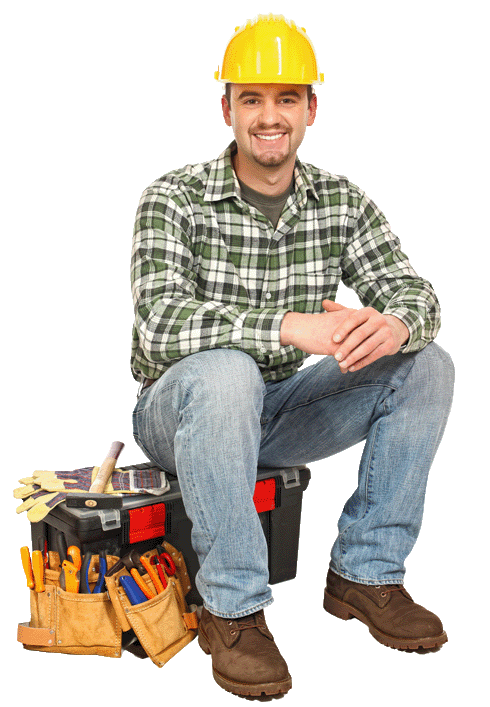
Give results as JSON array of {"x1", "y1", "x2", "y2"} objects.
[
  {"x1": 107, "y1": 542, "x2": 198, "y2": 667},
  {"x1": 53, "y1": 587, "x2": 122, "y2": 656},
  {"x1": 19, "y1": 563, "x2": 122, "y2": 658},
  {"x1": 117, "y1": 578, "x2": 196, "y2": 666}
]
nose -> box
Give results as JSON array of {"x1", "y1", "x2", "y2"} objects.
[{"x1": 259, "y1": 98, "x2": 282, "y2": 127}]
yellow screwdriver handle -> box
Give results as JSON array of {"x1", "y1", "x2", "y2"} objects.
[
  {"x1": 20, "y1": 547, "x2": 34, "y2": 589},
  {"x1": 32, "y1": 550, "x2": 45, "y2": 592}
]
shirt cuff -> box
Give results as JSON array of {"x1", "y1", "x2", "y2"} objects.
[
  {"x1": 383, "y1": 307, "x2": 424, "y2": 352},
  {"x1": 237, "y1": 308, "x2": 290, "y2": 355}
]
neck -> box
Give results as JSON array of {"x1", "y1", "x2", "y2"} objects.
[{"x1": 232, "y1": 150, "x2": 295, "y2": 196}]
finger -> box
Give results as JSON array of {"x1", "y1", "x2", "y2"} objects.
[
  {"x1": 340, "y1": 333, "x2": 394, "y2": 373},
  {"x1": 332, "y1": 308, "x2": 372, "y2": 345},
  {"x1": 341, "y1": 343, "x2": 389, "y2": 373},
  {"x1": 335, "y1": 330, "x2": 386, "y2": 368},
  {"x1": 322, "y1": 299, "x2": 348, "y2": 312},
  {"x1": 333, "y1": 307, "x2": 388, "y2": 346},
  {"x1": 334, "y1": 319, "x2": 382, "y2": 362}
]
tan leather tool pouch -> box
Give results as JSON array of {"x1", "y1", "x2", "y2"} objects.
[
  {"x1": 18, "y1": 558, "x2": 122, "y2": 658},
  {"x1": 105, "y1": 542, "x2": 198, "y2": 667}
]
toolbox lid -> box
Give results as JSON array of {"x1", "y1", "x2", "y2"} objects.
[{"x1": 41, "y1": 463, "x2": 310, "y2": 540}]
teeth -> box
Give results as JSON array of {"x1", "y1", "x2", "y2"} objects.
[{"x1": 255, "y1": 133, "x2": 284, "y2": 141}]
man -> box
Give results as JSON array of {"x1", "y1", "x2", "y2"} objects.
[{"x1": 131, "y1": 15, "x2": 454, "y2": 698}]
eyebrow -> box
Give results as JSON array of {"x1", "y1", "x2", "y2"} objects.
[{"x1": 236, "y1": 89, "x2": 302, "y2": 100}]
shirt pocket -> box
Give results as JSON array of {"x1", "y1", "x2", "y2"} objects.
[{"x1": 296, "y1": 262, "x2": 340, "y2": 312}]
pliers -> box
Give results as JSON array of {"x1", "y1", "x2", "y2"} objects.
[
  {"x1": 79, "y1": 550, "x2": 107, "y2": 593},
  {"x1": 150, "y1": 545, "x2": 176, "y2": 590}
]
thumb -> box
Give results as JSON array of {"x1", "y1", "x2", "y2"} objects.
[{"x1": 322, "y1": 299, "x2": 347, "y2": 312}]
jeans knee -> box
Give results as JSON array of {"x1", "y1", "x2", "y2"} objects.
[
  {"x1": 411, "y1": 342, "x2": 455, "y2": 412},
  {"x1": 423, "y1": 341, "x2": 454, "y2": 387},
  {"x1": 168, "y1": 349, "x2": 265, "y2": 409}
]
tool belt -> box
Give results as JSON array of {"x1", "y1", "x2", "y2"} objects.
[{"x1": 17, "y1": 542, "x2": 198, "y2": 667}]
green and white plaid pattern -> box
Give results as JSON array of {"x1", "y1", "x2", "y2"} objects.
[{"x1": 131, "y1": 142, "x2": 440, "y2": 383}]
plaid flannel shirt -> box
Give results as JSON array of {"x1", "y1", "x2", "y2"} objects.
[{"x1": 131, "y1": 142, "x2": 440, "y2": 383}]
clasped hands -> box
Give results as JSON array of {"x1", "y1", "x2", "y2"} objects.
[{"x1": 280, "y1": 299, "x2": 409, "y2": 373}]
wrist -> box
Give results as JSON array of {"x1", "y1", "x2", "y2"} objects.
[
  {"x1": 280, "y1": 311, "x2": 295, "y2": 346},
  {"x1": 385, "y1": 314, "x2": 409, "y2": 347}
]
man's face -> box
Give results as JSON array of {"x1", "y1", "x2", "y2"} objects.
[{"x1": 222, "y1": 84, "x2": 317, "y2": 173}]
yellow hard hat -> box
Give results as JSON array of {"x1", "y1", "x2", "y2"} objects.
[{"x1": 215, "y1": 14, "x2": 324, "y2": 85}]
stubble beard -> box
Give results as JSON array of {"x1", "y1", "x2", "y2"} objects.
[
  {"x1": 251, "y1": 137, "x2": 291, "y2": 169},
  {"x1": 253, "y1": 153, "x2": 288, "y2": 168}
]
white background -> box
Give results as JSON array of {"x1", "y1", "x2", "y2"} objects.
[{"x1": 2, "y1": 1, "x2": 488, "y2": 703}]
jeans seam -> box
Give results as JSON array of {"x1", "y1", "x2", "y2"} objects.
[
  {"x1": 264, "y1": 382, "x2": 397, "y2": 423},
  {"x1": 180, "y1": 405, "x2": 215, "y2": 551},
  {"x1": 204, "y1": 596, "x2": 274, "y2": 619},
  {"x1": 338, "y1": 410, "x2": 383, "y2": 575},
  {"x1": 330, "y1": 567, "x2": 404, "y2": 585}
]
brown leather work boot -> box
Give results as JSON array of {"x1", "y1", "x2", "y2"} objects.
[
  {"x1": 198, "y1": 608, "x2": 292, "y2": 697},
  {"x1": 324, "y1": 569, "x2": 447, "y2": 650}
]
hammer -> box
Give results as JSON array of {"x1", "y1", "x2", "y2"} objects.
[
  {"x1": 105, "y1": 549, "x2": 154, "y2": 598},
  {"x1": 89, "y1": 441, "x2": 124, "y2": 494}
]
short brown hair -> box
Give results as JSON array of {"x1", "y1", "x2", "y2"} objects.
[{"x1": 224, "y1": 83, "x2": 314, "y2": 106}]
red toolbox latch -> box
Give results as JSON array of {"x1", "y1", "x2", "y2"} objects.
[
  {"x1": 253, "y1": 478, "x2": 277, "y2": 513},
  {"x1": 129, "y1": 503, "x2": 166, "y2": 543}
]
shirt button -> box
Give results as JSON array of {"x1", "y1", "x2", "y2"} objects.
[
  {"x1": 260, "y1": 346, "x2": 267, "y2": 353},
  {"x1": 265, "y1": 292, "x2": 272, "y2": 300}
]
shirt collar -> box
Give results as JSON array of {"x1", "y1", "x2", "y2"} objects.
[
  {"x1": 203, "y1": 142, "x2": 241, "y2": 202},
  {"x1": 203, "y1": 141, "x2": 320, "y2": 203}
]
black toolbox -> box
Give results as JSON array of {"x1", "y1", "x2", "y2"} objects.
[{"x1": 31, "y1": 463, "x2": 311, "y2": 605}]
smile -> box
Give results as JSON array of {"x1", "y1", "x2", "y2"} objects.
[{"x1": 254, "y1": 133, "x2": 287, "y2": 142}]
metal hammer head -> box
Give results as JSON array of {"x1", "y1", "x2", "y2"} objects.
[{"x1": 105, "y1": 549, "x2": 146, "y2": 578}]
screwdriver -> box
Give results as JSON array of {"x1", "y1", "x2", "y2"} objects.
[
  {"x1": 20, "y1": 547, "x2": 34, "y2": 589},
  {"x1": 31, "y1": 550, "x2": 45, "y2": 592}
]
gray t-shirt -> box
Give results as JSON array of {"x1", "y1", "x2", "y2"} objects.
[{"x1": 238, "y1": 177, "x2": 294, "y2": 230}]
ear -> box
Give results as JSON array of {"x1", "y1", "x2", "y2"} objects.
[
  {"x1": 222, "y1": 95, "x2": 232, "y2": 127},
  {"x1": 307, "y1": 93, "x2": 318, "y2": 127}
]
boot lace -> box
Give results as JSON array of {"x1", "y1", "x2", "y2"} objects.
[
  {"x1": 375, "y1": 584, "x2": 404, "y2": 598},
  {"x1": 227, "y1": 612, "x2": 266, "y2": 636}
]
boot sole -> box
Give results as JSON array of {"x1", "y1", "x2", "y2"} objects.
[
  {"x1": 198, "y1": 631, "x2": 292, "y2": 697},
  {"x1": 323, "y1": 588, "x2": 448, "y2": 651}
]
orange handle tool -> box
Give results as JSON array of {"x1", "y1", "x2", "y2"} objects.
[
  {"x1": 140, "y1": 555, "x2": 165, "y2": 593},
  {"x1": 67, "y1": 546, "x2": 82, "y2": 570},
  {"x1": 21, "y1": 547, "x2": 34, "y2": 589},
  {"x1": 61, "y1": 560, "x2": 80, "y2": 593},
  {"x1": 32, "y1": 550, "x2": 45, "y2": 592},
  {"x1": 130, "y1": 568, "x2": 155, "y2": 600},
  {"x1": 89, "y1": 441, "x2": 124, "y2": 494}
]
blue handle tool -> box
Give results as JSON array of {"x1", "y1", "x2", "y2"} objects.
[{"x1": 119, "y1": 575, "x2": 148, "y2": 605}]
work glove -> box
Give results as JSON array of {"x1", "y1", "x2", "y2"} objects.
[{"x1": 14, "y1": 464, "x2": 170, "y2": 522}]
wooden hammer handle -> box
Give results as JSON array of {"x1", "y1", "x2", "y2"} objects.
[{"x1": 89, "y1": 441, "x2": 124, "y2": 493}]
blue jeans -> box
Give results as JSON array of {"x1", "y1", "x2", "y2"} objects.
[{"x1": 132, "y1": 343, "x2": 454, "y2": 618}]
